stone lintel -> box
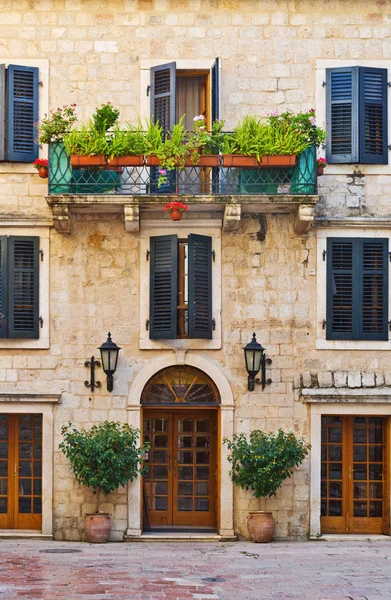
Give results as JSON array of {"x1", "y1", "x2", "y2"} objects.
[
  {"x1": 315, "y1": 217, "x2": 391, "y2": 229},
  {"x1": 0, "y1": 392, "x2": 62, "y2": 403},
  {"x1": 294, "y1": 204, "x2": 315, "y2": 234},
  {"x1": 302, "y1": 387, "x2": 391, "y2": 403}
]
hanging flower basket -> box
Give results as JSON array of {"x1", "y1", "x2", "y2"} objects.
[
  {"x1": 164, "y1": 201, "x2": 188, "y2": 221},
  {"x1": 32, "y1": 158, "x2": 49, "y2": 178},
  {"x1": 317, "y1": 157, "x2": 327, "y2": 176}
]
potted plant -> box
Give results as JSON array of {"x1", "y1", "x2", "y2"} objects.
[
  {"x1": 164, "y1": 200, "x2": 188, "y2": 221},
  {"x1": 59, "y1": 421, "x2": 149, "y2": 543},
  {"x1": 107, "y1": 122, "x2": 149, "y2": 167},
  {"x1": 222, "y1": 116, "x2": 264, "y2": 167},
  {"x1": 186, "y1": 115, "x2": 225, "y2": 167},
  {"x1": 144, "y1": 119, "x2": 164, "y2": 166},
  {"x1": 32, "y1": 158, "x2": 49, "y2": 178},
  {"x1": 317, "y1": 157, "x2": 327, "y2": 176},
  {"x1": 224, "y1": 429, "x2": 310, "y2": 543},
  {"x1": 156, "y1": 116, "x2": 188, "y2": 186}
]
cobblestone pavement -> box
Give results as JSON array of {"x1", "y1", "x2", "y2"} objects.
[{"x1": 0, "y1": 539, "x2": 390, "y2": 599}]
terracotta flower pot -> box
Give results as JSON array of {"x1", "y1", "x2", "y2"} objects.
[
  {"x1": 170, "y1": 210, "x2": 183, "y2": 221},
  {"x1": 84, "y1": 513, "x2": 111, "y2": 543},
  {"x1": 247, "y1": 511, "x2": 275, "y2": 543},
  {"x1": 108, "y1": 155, "x2": 144, "y2": 167},
  {"x1": 38, "y1": 166, "x2": 48, "y2": 178},
  {"x1": 222, "y1": 155, "x2": 259, "y2": 168},
  {"x1": 144, "y1": 154, "x2": 160, "y2": 167},
  {"x1": 317, "y1": 166, "x2": 324, "y2": 176},
  {"x1": 259, "y1": 155, "x2": 296, "y2": 167},
  {"x1": 70, "y1": 155, "x2": 106, "y2": 168}
]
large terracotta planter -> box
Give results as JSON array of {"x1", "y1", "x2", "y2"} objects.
[
  {"x1": 259, "y1": 154, "x2": 296, "y2": 167},
  {"x1": 222, "y1": 154, "x2": 259, "y2": 168},
  {"x1": 108, "y1": 155, "x2": 144, "y2": 167},
  {"x1": 247, "y1": 511, "x2": 275, "y2": 543},
  {"x1": 70, "y1": 155, "x2": 106, "y2": 168},
  {"x1": 145, "y1": 154, "x2": 160, "y2": 167},
  {"x1": 84, "y1": 513, "x2": 111, "y2": 543}
]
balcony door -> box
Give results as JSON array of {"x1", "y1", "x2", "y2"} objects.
[
  {"x1": 0, "y1": 414, "x2": 42, "y2": 530},
  {"x1": 321, "y1": 416, "x2": 389, "y2": 534}
]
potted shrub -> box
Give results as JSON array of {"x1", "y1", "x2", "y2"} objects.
[
  {"x1": 32, "y1": 158, "x2": 49, "y2": 178},
  {"x1": 222, "y1": 116, "x2": 265, "y2": 167},
  {"x1": 224, "y1": 429, "x2": 310, "y2": 543},
  {"x1": 186, "y1": 115, "x2": 225, "y2": 167},
  {"x1": 164, "y1": 200, "x2": 188, "y2": 221},
  {"x1": 59, "y1": 421, "x2": 149, "y2": 543},
  {"x1": 107, "y1": 122, "x2": 149, "y2": 167}
]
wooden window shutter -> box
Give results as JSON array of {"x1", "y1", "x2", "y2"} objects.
[
  {"x1": 150, "y1": 235, "x2": 178, "y2": 340},
  {"x1": 358, "y1": 67, "x2": 388, "y2": 164},
  {"x1": 188, "y1": 234, "x2": 212, "y2": 340},
  {"x1": 8, "y1": 236, "x2": 39, "y2": 339},
  {"x1": 0, "y1": 65, "x2": 5, "y2": 162},
  {"x1": 326, "y1": 66, "x2": 359, "y2": 164},
  {"x1": 150, "y1": 62, "x2": 176, "y2": 133},
  {"x1": 327, "y1": 238, "x2": 388, "y2": 341},
  {"x1": 7, "y1": 65, "x2": 39, "y2": 163},
  {"x1": 211, "y1": 58, "x2": 220, "y2": 122},
  {"x1": 0, "y1": 237, "x2": 8, "y2": 338}
]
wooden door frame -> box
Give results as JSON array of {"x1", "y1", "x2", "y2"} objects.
[
  {"x1": 309, "y1": 401, "x2": 391, "y2": 538},
  {"x1": 142, "y1": 405, "x2": 219, "y2": 530}
]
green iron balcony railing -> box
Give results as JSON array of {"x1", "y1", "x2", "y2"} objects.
[{"x1": 48, "y1": 143, "x2": 317, "y2": 196}]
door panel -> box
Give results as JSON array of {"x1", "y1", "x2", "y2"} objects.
[
  {"x1": 0, "y1": 414, "x2": 42, "y2": 530},
  {"x1": 143, "y1": 410, "x2": 217, "y2": 529},
  {"x1": 321, "y1": 416, "x2": 388, "y2": 534}
]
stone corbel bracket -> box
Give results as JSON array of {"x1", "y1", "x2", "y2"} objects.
[
  {"x1": 294, "y1": 204, "x2": 315, "y2": 234},
  {"x1": 223, "y1": 204, "x2": 241, "y2": 232},
  {"x1": 124, "y1": 204, "x2": 140, "y2": 232},
  {"x1": 52, "y1": 205, "x2": 71, "y2": 234}
]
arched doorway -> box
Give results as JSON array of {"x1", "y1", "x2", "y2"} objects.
[{"x1": 141, "y1": 366, "x2": 220, "y2": 530}]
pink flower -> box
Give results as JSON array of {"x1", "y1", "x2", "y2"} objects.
[
  {"x1": 193, "y1": 115, "x2": 205, "y2": 121},
  {"x1": 309, "y1": 117, "x2": 316, "y2": 126}
]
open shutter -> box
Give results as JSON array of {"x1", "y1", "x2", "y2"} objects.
[
  {"x1": 0, "y1": 237, "x2": 8, "y2": 338},
  {"x1": 0, "y1": 65, "x2": 5, "y2": 161},
  {"x1": 211, "y1": 58, "x2": 220, "y2": 122},
  {"x1": 7, "y1": 65, "x2": 39, "y2": 162},
  {"x1": 188, "y1": 234, "x2": 212, "y2": 340},
  {"x1": 150, "y1": 235, "x2": 178, "y2": 340},
  {"x1": 326, "y1": 238, "x2": 355, "y2": 340},
  {"x1": 326, "y1": 67, "x2": 359, "y2": 164},
  {"x1": 150, "y1": 62, "x2": 176, "y2": 133},
  {"x1": 8, "y1": 236, "x2": 39, "y2": 339},
  {"x1": 361, "y1": 239, "x2": 388, "y2": 340},
  {"x1": 358, "y1": 67, "x2": 388, "y2": 164}
]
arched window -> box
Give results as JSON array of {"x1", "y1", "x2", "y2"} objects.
[{"x1": 141, "y1": 366, "x2": 220, "y2": 406}]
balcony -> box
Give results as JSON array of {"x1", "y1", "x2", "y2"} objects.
[{"x1": 46, "y1": 143, "x2": 319, "y2": 235}]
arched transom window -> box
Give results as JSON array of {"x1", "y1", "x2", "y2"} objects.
[{"x1": 141, "y1": 366, "x2": 220, "y2": 406}]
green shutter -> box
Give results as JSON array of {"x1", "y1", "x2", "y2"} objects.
[
  {"x1": 0, "y1": 237, "x2": 8, "y2": 338},
  {"x1": 358, "y1": 67, "x2": 388, "y2": 164},
  {"x1": 326, "y1": 66, "x2": 359, "y2": 164},
  {"x1": 188, "y1": 234, "x2": 212, "y2": 340},
  {"x1": 8, "y1": 236, "x2": 39, "y2": 339},
  {"x1": 211, "y1": 58, "x2": 220, "y2": 122},
  {"x1": 7, "y1": 65, "x2": 39, "y2": 162},
  {"x1": 150, "y1": 62, "x2": 176, "y2": 133},
  {"x1": 150, "y1": 235, "x2": 178, "y2": 340},
  {"x1": 0, "y1": 65, "x2": 5, "y2": 162},
  {"x1": 327, "y1": 238, "x2": 388, "y2": 341}
]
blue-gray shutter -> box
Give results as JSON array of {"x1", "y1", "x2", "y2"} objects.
[
  {"x1": 358, "y1": 67, "x2": 388, "y2": 164},
  {"x1": 150, "y1": 235, "x2": 178, "y2": 340},
  {"x1": 150, "y1": 62, "x2": 176, "y2": 133},
  {"x1": 211, "y1": 58, "x2": 220, "y2": 122},
  {"x1": 7, "y1": 65, "x2": 39, "y2": 162},
  {"x1": 327, "y1": 238, "x2": 388, "y2": 341},
  {"x1": 8, "y1": 236, "x2": 39, "y2": 339},
  {"x1": 188, "y1": 234, "x2": 212, "y2": 340},
  {"x1": 0, "y1": 65, "x2": 5, "y2": 162},
  {"x1": 326, "y1": 66, "x2": 359, "y2": 163},
  {"x1": 0, "y1": 237, "x2": 8, "y2": 338}
]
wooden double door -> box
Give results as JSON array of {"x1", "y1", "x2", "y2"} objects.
[
  {"x1": 0, "y1": 414, "x2": 42, "y2": 530},
  {"x1": 143, "y1": 410, "x2": 217, "y2": 529},
  {"x1": 321, "y1": 416, "x2": 389, "y2": 534}
]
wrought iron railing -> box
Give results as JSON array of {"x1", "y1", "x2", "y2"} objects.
[{"x1": 48, "y1": 143, "x2": 317, "y2": 196}]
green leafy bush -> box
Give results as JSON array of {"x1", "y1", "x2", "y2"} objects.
[
  {"x1": 38, "y1": 104, "x2": 78, "y2": 144},
  {"x1": 63, "y1": 123, "x2": 110, "y2": 156},
  {"x1": 224, "y1": 429, "x2": 310, "y2": 498},
  {"x1": 109, "y1": 122, "x2": 150, "y2": 157},
  {"x1": 92, "y1": 102, "x2": 120, "y2": 134},
  {"x1": 59, "y1": 421, "x2": 149, "y2": 500}
]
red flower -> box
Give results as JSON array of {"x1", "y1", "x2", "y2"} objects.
[
  {"x1": 32, "y1": 158, "x2": 48, "y2": 170},
  {"x1": 164, "y1": 201, "x2": 188, "y2": 213}
]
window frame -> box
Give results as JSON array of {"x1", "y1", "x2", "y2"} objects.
[
  {"x1": 140, "y1": 221, "x2": 221, "y2": 351},
  {"x1": 317, "y1": 228, "x2": 391, "y2": 350}
]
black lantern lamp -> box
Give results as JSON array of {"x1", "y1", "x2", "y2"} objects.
[
  {"x1": 243, "y1": 332, "x2": 272, "y2": 391},
  {"x1": 98, "y1": 332, "x2": 121, "y2": 392}
]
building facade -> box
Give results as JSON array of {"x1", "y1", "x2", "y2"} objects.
[{"x1": 0, "y1": 0, "x2": 391, "y2": 541}]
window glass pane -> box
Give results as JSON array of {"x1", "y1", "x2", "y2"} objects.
[
  {"x1": 19, "y1": 479, "x2": 31, "y2": 496},
  {"x1": 178, "y1": 482, "x2": 192, "y2": 496},
  {"x1": 154, "y1": 481, "x2": 167, "y2": 495},
  {"x1": 33, "y1": 498, "x2": 42, "y2": 514},
  {"x1": 178, "y1": 497, "x2": 192, "y2": 511},
  {"x1": 195, "y1": 482, "x2": 209, "y2": 496},
  {"x1": 0, "y1": 443, "x2": 7, "y2": 459},
  {"x1": 328, "y1": 445, "x2": 342, "y2": 461},
  {"x1": 0, "y1": 462, "x2": 6, "y2": 477},
  {"x1": 353, "y1": 446, "x2": 367, "y2": 462},
  {"x1": 33, "y1": 479, "x2": 42, "y2": 495},
  {"x1": 329, "y1": 427, "x2": 342, "y2": 443},
  {"x1": 0, "y1": 479, "x2": 7, "y2": 495},
  {"x1": 19, "y1": 461, "x2": 32, "y2": 477},
  {"x1": 19, "y1": 497, "x2": 31, "y2": 513},
  {"x1": 155, "y1": 497, "x2": 167, "y2": 511},
  {"x1": 153, "y1": 435, "x2": 168, "y2": 448},
  {"x1": 195, "y1": 466, "x2": 209, "y2": 480},
  {"x1": 195, "y1": 498, "x2": 209, "y2": 511},
  {"x1": 178, "y1": 451, "x2": 193, "y2": 464},
  {"x1": 328, "y1": 501, "x2": 342, "y2": 516},
  {"x1": 152, "y1": 466, "x2": 167, "y2": 479},
  {"x1": 178, "y1": 467, "x2": 193, "y2": 480},
  {"x1": 329, "y1": 482, "x2": 342, "y2": 498},
  {"x1": 353, "y1": 428, "x2": 367, "y2": 444},
  {"x1": 152, "y1": 451, "x2": 167, "y2": 464},
  {"x1": 0, "y1": 498, "x2": 7, "y2": 513},
  {"x1": 354, "y1": 501, "x2": 367, "y2": 517},
  {"x1": 369, "y1": 501, "x2": 382, "y2": 517}
]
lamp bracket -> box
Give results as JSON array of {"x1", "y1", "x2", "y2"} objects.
[
  {"x1": 84, "y1": 356, "x2": 101, "y2": 392},
  {"x1": 254, "y1": 355, "x2": 273, "y2": 390}
]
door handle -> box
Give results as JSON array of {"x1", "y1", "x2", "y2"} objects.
[
  {"x1": 14, "y1": 463, "x2": 17, "y2": 477},
  {"x1": 348, "y1": 466, "x2": 352, "y2": 479}
]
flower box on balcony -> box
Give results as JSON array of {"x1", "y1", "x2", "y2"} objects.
[
  {"x1": 222, "y1": 155, "x2": 259, "y2": 168},
  {"x1": 259, "y1": 155, "x2": 296, "y2": 167},
  {"x1": 145, "y1": 154, "x2": 160, "y2": 167},
  {"x1": 185, "y1": 155, "x2": 221, "y2": 168},
  {"x1": 70, "y1": 155, "x2": 106, "y2": 168},
  {"x1": 108, "y1": 155, "x2": 144, "y2": 167}
]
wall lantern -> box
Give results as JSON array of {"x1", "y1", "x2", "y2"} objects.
[
  {"x1": 98, "y1": 332, "x2": 121, "y2": 392},
  {"x1": 243, "y1": 332, "x2": 272, "y2": 391}
]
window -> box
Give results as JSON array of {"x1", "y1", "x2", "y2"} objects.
[
  {"x1": 326, "y1": 66, "x2": 388, "y2": 165},
  {"x1": 0, "y1": 64, "x2": 39, "y2": 163},
  {"x1": 0, "y1": 236, "x2": 40, "y2": 339},
  {"x1": 326, "y1": 238, "x2": 388, "y2": 341},
  {"x1": 149, "y1": 234, "x2": 212, "y2": 340}
]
